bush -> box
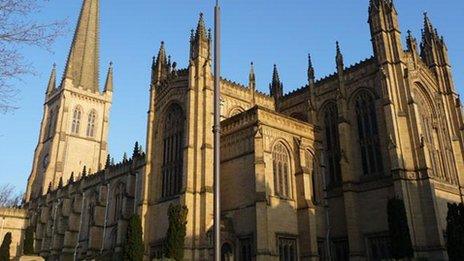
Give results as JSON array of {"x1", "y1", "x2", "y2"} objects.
[
  {"x1": 446, "y1": 203, "x2": 464, "y2": 261},
  {"x1": 0, "y1": 232, "x2": 12, "y2": 261},
  {"x1": 123, "y1": 214, "x2": 144, "y2": 261},
  {"x1": 164, "y1": 204, "x2": 188, "y2": 261},
  {"x1": 23, "y1": 226, "x2": 34, "y2": 255},
  {"x1": 387, "y1": 197, "x2": 413, "y2": 259}
]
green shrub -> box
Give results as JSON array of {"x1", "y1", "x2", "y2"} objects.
[
  {"x1": 123, "y1": 214, "x2": 144, "y2": 261},
  {"x1": 0, "y1": 232, "x2": 12, "y2": 261},
  {"x1": 23, "y1": 226, "x2": 34, "y2": 255},
  {"x1": 387, "y1": 197, "x2": 413, "y2": 259},
  {"x1": 446, "y1": 203, "x2": 464, "y2": 261},
  {"x1": 164, "y1": 204, "x2": 188, "y2": 261}
]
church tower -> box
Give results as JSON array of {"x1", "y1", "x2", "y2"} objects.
[{"x1": 26, "y1": 0, "x2": 112, "y2": 201}]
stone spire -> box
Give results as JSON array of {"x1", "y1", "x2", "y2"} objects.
[
  {"x1": 190, "y1": 13, "x2": 211, "y2": 61},
  {"x1": 249, "y1": 62, "x2": 256, "y2": 87},
  {"x1": 423, "y1": 12, "x2": 434, "y2": 36},
  {"x1": 62, "y1": 0, "x2": 100, "y2": 92},
  {"x1": 195, "y1": 13, "x2": 208, "y2": 42},
  {"x1": 307, "y1": 53, "x2": 315, "y2": 85},
  {"x1": 420, "y1": 12, "x2": 449, "y2": 68},
  {"x1": 336, "y1": 41, "x2": 344, "y2": 72},
  {"x1": 46, "y1": 63, "x2": 57, "y2": 95},
  {"x1": 104, "y1": 62, "x2": 113, "y2": 92},
  {"x1": 269, "y1": 64, "x2": 283, "y2": 100},
  {"x1": 152, "y1": 41, "x2": 169, "y2": 85},
  {"x1": 249, "y1": 62, "x2": 256, "y2": 104},
  {"x1": 406, "y1": 30, "x2": 418, "y2": 54},
  {"x1": 156, "y1": 41, "x2": 167, "y2": 68}
]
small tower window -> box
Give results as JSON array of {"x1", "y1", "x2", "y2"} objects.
[
  {"x1": 71, "y1": 107, "x2": 82, "y2": 134},
  {"x1": 272, "y1": 142, "x2": 291, "y2": 198},
  {"x1": 113, "y1": 183, "x2": 125, "y2": 222},
  {"x1": 86, "y1": 110, "x2": 97, "y2": 137}
]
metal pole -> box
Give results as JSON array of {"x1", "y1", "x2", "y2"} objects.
[{"x1": 213, "y1": 1, "x2": 221, "y2": 261}]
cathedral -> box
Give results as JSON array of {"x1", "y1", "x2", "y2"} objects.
[{"x1": 6, "y1": 0, "x2": 463, "y2": 260}]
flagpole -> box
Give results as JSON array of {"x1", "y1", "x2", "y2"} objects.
[{"x1": 213, "y1": 1, "x2": 221, "y2": 261}]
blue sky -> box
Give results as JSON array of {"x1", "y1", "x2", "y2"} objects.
[{"x1": 1, "y1": 0, "x2": 463, "y2": 193}]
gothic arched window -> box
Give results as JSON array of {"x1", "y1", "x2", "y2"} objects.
[
  {"x1": 413, "y1": 88, "x2": 457, "y2": 184},
  {"x1": 162, "y1": 104, "x2": 185, "y2": 198},
  {"x1": 71, "y1": 107, "x2": 82, "y2": 134},
  {"x1": 323, "y1": 103, "x2": 341, "y2": 187},
  {"x1": 86, "y1": 110, "x2": 97, "y2": 137},
  {"x1": 272, "y1": 142, "x2": 291, "y2": 198},
  {"x1": 355, "y1": 92, "x2": 383, "y2": 176},
  {"x1": 113, "y1": 183, "x2": 125, "y2": 222}
]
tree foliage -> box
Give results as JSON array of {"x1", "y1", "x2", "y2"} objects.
[
  {"x1": 23, "y1": 225, "x2": 34, "y2": 255},
  {"x1": 0, "y1": 0, "x2": 66, "y2": 113},
  {"x1": 0, "y1": 184, "x2": 22, "y2": 207},
  {"x1": 387, "y1": 197, "x2": 413, "y2": 259},
  {"x1": 446, "y1": 203, "x2": 464, "y2": 261},
  {"x1": 123, "y1": 214, "x2": 144, "y2": 261},
  {"x1": 0, "y1": 232, "x2": 12, "y2": 261},
  {"x1": 164, "y1": 204, "x2": 188, "y2": 261}
]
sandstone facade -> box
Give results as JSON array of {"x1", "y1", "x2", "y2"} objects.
[{"x1": 10, "y1": 0, "x2": 464, "y2": 260}]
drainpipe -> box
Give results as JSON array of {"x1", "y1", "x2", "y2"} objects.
[
  {"x1": 101, "y1": 183, "x2": 110, "y2": 253},
  {"x1": 74, "y1": 193, "x2": 85, "y2": 261}
]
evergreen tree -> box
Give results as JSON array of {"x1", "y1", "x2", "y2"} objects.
[
  {"x1": 0, "y1": 232, "x2": 12, "y2": 261},
  {"x1": 23, "y1": 226, "x2": 34, "y2": 255},
  {"x1": 123, "y1": 152, "x2": 128, "y2": 163},
  {"x1": 446, "y1": 203, "x2": 464, "y2": 261},
  {"x1": 164, "y1": 204, "x2": 188, "y2": 261},
  {"x1": 387, "y1": 197, "x2": 413, "y2": 259},
  {"x1": 123, "y1": 214, "x2": 144, "y2": 261}
]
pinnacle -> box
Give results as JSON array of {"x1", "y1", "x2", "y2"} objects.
[
  {"x1": 272, "y1": 64, "x2": 280, "y2": 83},
  {"x1": 336, "y1": 41, "x2": 344, "y2": 69},
  {"x1": 307, "y1": 53, "x2": 315, "y2": 83},
  {"x1": 156, "y1": 41, "x2": 167, "y2": 66},
  {"x1": 249, "y1": 62, "x2": 255, "y2": 82},
  {"x1": 47, "y1": 63, "x2": 57, "y2": 94},
  {"x1": 195, "y1": 12, "x2": 207, "y2": 40}
]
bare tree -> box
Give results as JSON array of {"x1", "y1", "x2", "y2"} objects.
[
  {"x1": 0, "y1": 0, "x2": 66, "y2": 113},
  {"x1": 0, "y1": 184, "x2": 23, "y2": 207}
]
